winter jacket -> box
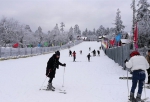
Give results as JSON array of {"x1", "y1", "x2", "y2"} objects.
[
  {"x1": 73, "y1": 52, "x2": 76, "y2": 57},
  {"x1": 146, "y1": 55, "x2": 150, "y2": 65},
  {"x1": 126, "y1": 56, "x2": 149, "y2": 71},
  {"x1": 87, "y1": 54, "x2": 91, "y2": 58},
  {"x1": 46, "y1": 54, "x2": 64, "y2": 78}
]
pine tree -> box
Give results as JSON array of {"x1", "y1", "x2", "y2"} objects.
[
  {"x1": 60, "y1": 22, "x2": 65, "y2": 33},
  {"x1": 136, "y1": 0, "x2": 150, "y2": 47},
  {"x1": 114, "y1": 9, "x2": 125, "y2": 35}
]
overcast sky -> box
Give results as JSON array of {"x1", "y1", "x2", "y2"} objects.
[{"x1": 0, "y1": 0, "x2": 149, "y2": 33}]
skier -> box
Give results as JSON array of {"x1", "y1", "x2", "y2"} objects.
[
  {"x1": 125, "y1": 51, "x2": 149, "y2": 102},
  {"x1": 146, "y1": 50, "x2": 150, "y2": 84},
  {"x1": 69, "y1": 50, "x2": 72, "y2": 57},
  {"x1": 87, "y1": 53, "x2": 91, "y2": 62},
  {"x1": 104, "y1": 49, "x2": 106, "y2": 55},
  {"x1": 99, "y1": 46, "x2": 101, "y2": 50},
  {"x1": 80, "y1": 50, "x2": 82, "y2": 54},
  {"x1": 97, "y1": 50, "x2": 100, "y2": 56},
  {"x1": 92, "y1": 50, "x2": 96, "y2": 56},
  {"x1": 46, "y1": 51, "x2": 66, "y2": 91},
  {"x1": 89, "y1": 47, "x2": 91, "y2": 51},
  {"x1": 72, "y1": 51, "x2": 76, "y2": 62}
]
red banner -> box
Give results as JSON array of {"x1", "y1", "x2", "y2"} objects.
[
  {"x1": 134, "y1": 23, "x2": 138, "y2": 44},
  {"x1": 110, "y1": 39, "x2": 115, "y2": 46}
]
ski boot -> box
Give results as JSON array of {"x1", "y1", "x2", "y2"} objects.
[
  {"x1": 135, "y1": 93, "x2": 142, "y2": 102},
  {"x1": 51, "y1": 84, "x2": 55, "y2": 90},
  {"x1": 129, "y1": 92, "x2": 136, "y2": 102},
  {"x1": 47, "y1": 83, "x2": 55, "y2": 91}
]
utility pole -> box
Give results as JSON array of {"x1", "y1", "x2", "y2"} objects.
[
  {"x1": 132, "y1": 0, "x2": 136, "y2": 34},
  {"x1": 131, "y1": 0, "x2": 136, "y2": 50}
]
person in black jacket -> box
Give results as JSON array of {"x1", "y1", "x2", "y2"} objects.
[
  {"x1": 46, "y1": 51, "x2": 66, "y2": 91},
  {"x1": 87, "y1": 53, "x2": 91, "y2": 62},
  {"x1": 97, "y1": 50, "x2": 100, "y2": 56},
  {"x1": 92, "y1": 50, "x2": 96, "y2": 56},
  {"x1": 69, "y1": 50, "x2": 72, "y2": 57}
]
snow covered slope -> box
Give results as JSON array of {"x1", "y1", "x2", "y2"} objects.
[{"x1": 0, "y1": 41, "x2": 149, "y2": 102}]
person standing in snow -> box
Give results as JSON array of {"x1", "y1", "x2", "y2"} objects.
[
  {"x1": 69, "y1": 50, "x2": 72, "y2": 57},
  {"x1": 80, "y1": 50, "x2": 82, "y2": 54},
  {"x1": 92, "y1": 49, "x2": 96, "y2": 56},
  {"x1": 89, "y1": 47, "x2": 91, "y2": 51},
  {"x1": 97, "y1": 50, "x2": 100, "y2": 56},
  {"x1": 87, "y1": 53, "x2": 91, "y2": 62},
  {"x1": 125, "y1": 51, "x2": 149, "y2": 102},
  {"x1": 99, "y1": 46, "x2": 101, "y2": 50},
  {"x1": 72, "y1": 51, "x2": 76, "y2": 62},
  {"x1": 146, "y1": 50, "x2": 150, "y2": 84},
  {"x1": 46, "y1": 51, "x2": 66, "y2": 91}
]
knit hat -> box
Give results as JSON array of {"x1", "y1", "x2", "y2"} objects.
[
  {"x1": 55, "y1": 51, "x2": 60, "y2": 56},
  {"x1": 130, "y1": 51, "x2": 140, "y2": 57}
]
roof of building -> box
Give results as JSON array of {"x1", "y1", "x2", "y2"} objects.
[{"x1": 121, "y1": 39, "x2": 131, "y2": 44}]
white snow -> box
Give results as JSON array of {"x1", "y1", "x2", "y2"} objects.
[{"x1": 0, "y1": 41, "x2": 149, "y2": 102}]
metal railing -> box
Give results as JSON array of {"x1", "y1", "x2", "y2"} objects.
[
  {"x1": 0, "y1": 40, "x2": 82, "y2": 60},
  {"x1": 102, "y1": 44, "x2": 131, "y2": 68}
]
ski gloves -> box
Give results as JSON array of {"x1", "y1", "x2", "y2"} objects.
[
  {"x1": 62, "y1": 63, "x2": 66, "y2": 67},
  {"x1": 124, "y1": 59, "x2": 128, "y2": 63}
]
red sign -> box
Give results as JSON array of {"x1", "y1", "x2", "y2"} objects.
[{"x1": 13, "y1": 43, "x2": 19, "y2": 48}]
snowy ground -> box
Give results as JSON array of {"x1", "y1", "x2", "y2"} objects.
[{"x1": 0, "y1": 41, "x2": 150, "y2": 102}]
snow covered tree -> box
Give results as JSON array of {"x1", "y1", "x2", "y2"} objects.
[
  {"x1": 34, "y1": 26, "x2": 44, "y2": 45},
  {"x1": 68, "y1": 27, "x2": 74, "y2": 41},
  {"x1": 82, "y1": 28, "x2": 88, "y2": 37},
  {"x1": 0, "y1": 17, "x2": 24, "y2": 47},
  {"x1": 25, "y1": 25, "x2": 32, "y2": 32},
  {"x1": 74, "y1": 24, "x2": 81, "y2": 37},
  {"x1": 96, "y1": 25, "x2": 106, "y2": 37},
  {"x1": 74, "y1": 24, "x2": 79, "y2": 34},
  {"x1": 60, "y1": 22, "x2": 65, "y2": 33},
  {"x1": 136, "y1": 0, "x2": 150, "y2": 47},
  {"x1": 114, "y1": 9, "x2": 125, "y2": 35},
  {"x1": 50, "y1": 24, "x2": 61, "y2": 46},
  {"x1": 92, "y1": 28, "x2": 96, "y2": 35}
]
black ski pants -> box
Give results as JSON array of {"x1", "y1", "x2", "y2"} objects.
[{"x1": 48, "y1": 78, "x2": 53, "y2": 83}]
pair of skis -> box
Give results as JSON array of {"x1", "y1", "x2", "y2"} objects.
[
  {"x1": 41, "y1": 88, "x2": 66, "y2": 94},
  {"x1": 119, "y1": 77, "x2": 150, "y2": 89}
]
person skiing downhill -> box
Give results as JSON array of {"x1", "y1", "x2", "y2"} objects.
[
  {"x1": 87, "y1": 53, "x2": 91, "y2": 62},
  {"x1": 125, "y1": 51, "x2": 149, "y2": 102},
  {"x1": 72, "y1": 51, "x2": 76, "y2": 62},
  {"x1": 97, "y1": 50, "x2": 100, "y2": 56},
  {"x1": 146, "y1": 50, "x2": 150, "y2": 84},
  {"x1": 46, "y1": 51, "x2": 66, "y2": 91}
]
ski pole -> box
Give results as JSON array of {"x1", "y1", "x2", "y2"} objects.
[
  {"x1": 62, "y1": 66, "x2": 66, "y2": 87},
  {"x1": 143, "y1": 81, "x2": 147, "y2": 99},
  {"x1": 127, "y1": 69, "x2": 130, "y2": 99},
  {"x1": 39, "y1": 71, "x2": 50, "y2": 90},
  {"x1": 39, "y1": 77, "x2": 47, "y2": 90}
]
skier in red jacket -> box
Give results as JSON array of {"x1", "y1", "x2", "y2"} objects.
[{"x1": 72, "y1": 51, "x2": 76, "y2": 62}]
